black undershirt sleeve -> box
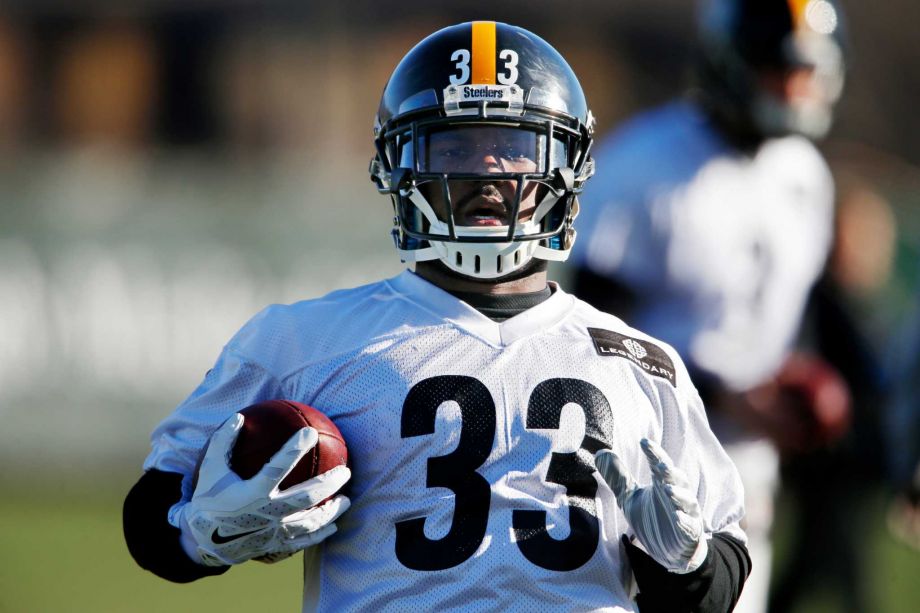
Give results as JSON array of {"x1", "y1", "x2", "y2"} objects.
[
  {"x1": 123, "y1": 469, "x2": 230, "y2": 583},
  {"x1": 624, "y1": 532, "x2": 751, "y2": 613}
]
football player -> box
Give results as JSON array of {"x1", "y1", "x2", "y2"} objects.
[
  {"x1": 568, "y1": 1, "x2": 847, "y2": 612},
  {"x1": 124, "y1": 21, "x2": 749, "y2": 612}
]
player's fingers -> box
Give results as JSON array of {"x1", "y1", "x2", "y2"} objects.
[
  {"x1": 647, "y1": 460, "x2": 673, "y2": 485},
  {"x1": 253, "y1": 525, "x2": 335, "y2": 564},
  {"x1": 641, "y1": 438, "x2": 684, "y2": 486},
  {"x1": 198, "y1": 413, "x2": 245, "y2": 487},
  {"x1": 665, "y1": 483, "x2": 702, "y2": 518},
  {"x1": 253, "y1": 427, "x2": 319, "y2": 489},
  {"x1": 675, "y1": 509, "x2": 704, "y2": 541},
  {"x1": 312, "y1": 463, "x2": 352, "y2": 488},
  {"x1": 285, "y1": 522, "x2": 339, "y2": 551},
  {"x1": 282, "y1": 495, "x2": 351, "y2": 538},
  {"x1": 650, "y1": 461, "x2": 691, "y2": 493},
  {"x1": 254, "y1": 550, "x2": 296, "y2": 564},
  {"x1": 595, "y1": 449, "x2": 637, "y2": 503},
  {"x1": 278, "y1": 466, "x2": 351, "y2": 510},
  {"x1": 640, "y1": 437, "x2": 672, "y2": 467}
]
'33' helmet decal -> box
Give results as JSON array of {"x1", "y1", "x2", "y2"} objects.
[{"x1": 449, "y1": 22, "x2": 519, "y2": 86}]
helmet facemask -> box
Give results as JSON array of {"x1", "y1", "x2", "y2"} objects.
[{"x1": 374, "y1": 114, "x2": 592, "y2": 279}]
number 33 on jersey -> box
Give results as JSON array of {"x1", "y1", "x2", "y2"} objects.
[{"x1": 143, "y1": 273, "x2": 744, "y2": 610}]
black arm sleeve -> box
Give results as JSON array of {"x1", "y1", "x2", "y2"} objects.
[
  {"x1": 123, "y1": 469, "x2": 230, "y2": 583},
  {"x1": 625, "y1": 532, "x2": 751, "y2": 613}
]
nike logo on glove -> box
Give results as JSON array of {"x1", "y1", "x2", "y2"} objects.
[{"x1": 211, "y1": 527, "x2": 263, "y2": 544}]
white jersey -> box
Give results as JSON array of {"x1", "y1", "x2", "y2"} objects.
[
  {"x1": 145, "y1": 270, "x2": 745, "y2": 612},
  {"x1": 572, "y1": 101, "x2": 834, "y2": 392}
]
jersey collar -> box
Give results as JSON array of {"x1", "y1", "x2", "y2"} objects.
[{"x1": 386, "y1": 270, "x2": 575, "y2": 347}]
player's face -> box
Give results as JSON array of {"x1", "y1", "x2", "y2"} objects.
[
  {"x1": 757, "y1": 66, "x2": 826, "y2": 107},
  {"x1": 415, "y1": 126, "x2": 552, "y2": 227},
  {"x1": 421, "y1": 178, "x2": 543, "y2": 228}
]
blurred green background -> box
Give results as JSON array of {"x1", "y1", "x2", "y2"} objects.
[
  {"x1": 2, "y1": 1, "x2": 919, "y2": 611},
  {"x1": 0, "y1": 477, "x2": 305, "y2": 613}
]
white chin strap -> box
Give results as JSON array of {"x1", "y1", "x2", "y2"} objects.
[
  {"x1": 397, "y1": 184, "x2": 573, "y2": 280},
  {"x1": 752, "y1": 94, "x2": 833, "y2": 140}
]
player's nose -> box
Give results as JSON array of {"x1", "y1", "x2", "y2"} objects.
[
  {"x1": 785, "y1": 67, "x2": 819, "y2": 101},
  {"x1": 481, "y1": 152, "x2": 505, "y2": 172}
]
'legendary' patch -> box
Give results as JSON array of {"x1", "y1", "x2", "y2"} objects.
[{"x1": 587, "y1": 327, "x2": 677, "y2": 387}]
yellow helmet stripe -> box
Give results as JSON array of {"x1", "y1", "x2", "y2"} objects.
[
  {"x1": 471, "y1": 21, "x2": 497, "y2": 84},
  {"x1": 787, "y1": 0, "x2": 810, "y2": 29}
]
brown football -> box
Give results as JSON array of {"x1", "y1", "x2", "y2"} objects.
[{"x1": 230, "y1": 399, "x2": 348, "y2": 490}]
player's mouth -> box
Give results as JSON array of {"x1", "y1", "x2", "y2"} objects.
[
  {"x1": 456, "y1": 184, "x2": 512, "y2": 226},
  {"x1": 463, "y1": 203, "x2": 507, "y2": 226}
]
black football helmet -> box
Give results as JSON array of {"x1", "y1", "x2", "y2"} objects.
[
  {"x1": 696, "y1": 0, "x2": 846, "y2": 139},
  {"x1": 370, "y1": 21, "x2": 595, "y2": 279}
]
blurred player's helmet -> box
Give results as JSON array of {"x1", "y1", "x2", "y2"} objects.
[
  {"x1": 696, "y1": 0, "x2": 846, "y2": 139},
  {"x1": 370, "y1": 21, "x2": 595, "y2": 279}
]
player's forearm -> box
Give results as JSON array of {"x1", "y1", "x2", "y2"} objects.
[
  {"x1": 123, "y1": 469, "x2": 230, "y2": 583},
  {"x1": 626, "y1": 532, "x2": 751, "y2": 613}
]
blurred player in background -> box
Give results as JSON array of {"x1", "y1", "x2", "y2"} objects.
[
  {"x1": 124, "y1": 21, "x2": 750, "y2": 611},
  {"x1": 569, "y1": 1, "x2": 848, "y2": 611},
  {"x1": 769, "y1": 180, "x2": 896, "y2": 613}
]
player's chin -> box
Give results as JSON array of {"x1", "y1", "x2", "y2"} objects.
[{"x1": 425, "y1": 257, "x2": 548, "y2": 284}]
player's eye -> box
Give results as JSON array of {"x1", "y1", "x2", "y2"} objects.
[
  {"x1": 441, "y1": 145, "x2": 473, "y2": 158},
  {"x1": 420, "y1": 126, "x2": 554, "y2": 173},
  {"x1": 502, "y1": 142, "x2": 531, "y2": 160}
]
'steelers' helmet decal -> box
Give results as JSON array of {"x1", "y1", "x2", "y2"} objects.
[{"x1": 370, "y1": 21, "x2": 595, "y2": 280}]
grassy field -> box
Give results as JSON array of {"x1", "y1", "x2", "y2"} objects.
[
  {"x1": 1, "y1": 477, "x2": 918, "y2": 613},
  {"x1": 0, "y1": 477, "x2": 303, "y2": 613},
  {"x1": 770, "y1": 491, "x2": 920, "y2": 613}
]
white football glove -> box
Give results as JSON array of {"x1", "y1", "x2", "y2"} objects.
[
  {"x1": 595, "y1": 438, "x2": 708, "y2": 574},
  {"x1": 174, "y1": 413, "x2": 352, "y2": 567}
]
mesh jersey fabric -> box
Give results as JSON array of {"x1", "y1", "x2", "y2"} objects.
[
  {"x1": 145, "y1": 270, "x2": 745, "y2": 612},
  {"x1": 570, "y1": 100, "x2": 834, "y2": 393}
]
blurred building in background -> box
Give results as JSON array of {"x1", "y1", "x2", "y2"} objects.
[{"x1": 1, "y1": 1, "x2": 918, "y2": 483}]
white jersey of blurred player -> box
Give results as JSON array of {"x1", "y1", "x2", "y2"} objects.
[
  {"x1": 572, "y1": 100, "x2": 834, "y2": 612},
  {"x1": 145, "y1": 270, "x2": 745, "y2": 612}
]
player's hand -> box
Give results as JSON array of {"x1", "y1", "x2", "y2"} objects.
[
  {"x1": 726, "y1": 352, "x2": 851, "y2": 454},
  {"x1": 175, "y1": 413, "x2": 351, "y2": 567},
  {"x1": 595, "y1": 438, "x2": 708, "y2": 574}
]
